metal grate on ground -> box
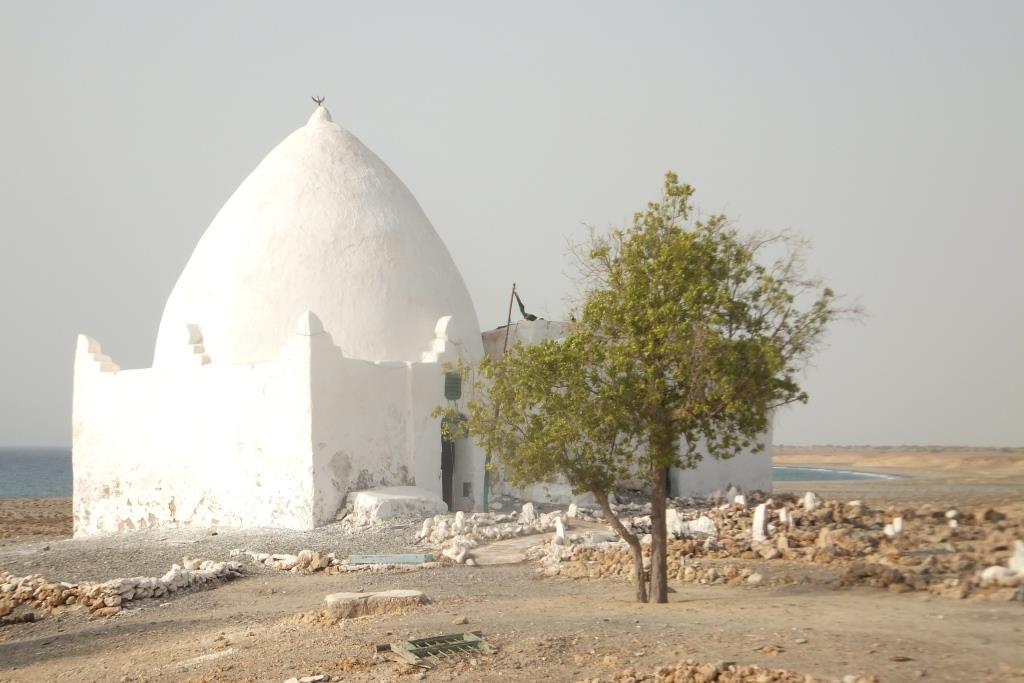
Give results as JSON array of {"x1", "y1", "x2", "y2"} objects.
[{"x1": 379, "y1": 631, "x2": 493, "y2": 666}]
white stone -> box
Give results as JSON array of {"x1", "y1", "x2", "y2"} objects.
[
  {"x1": 521, "y1": 502, "x2": 537, "y2": 525},
  {"x1": 441, "y1": 537, "x2": 476, "y2": 564},
  {"x1": 431, "y1": 519, "x2": 450, "y2": 543},
  {"x1": 679, "y1": 515, "x2": 718, "y2": 538},
  {"x1": 802, "y1": 492, "x2": 819, "y2": 512},
  {"x1": 751, "y1": 504, "x2": 768, "y2": 543},
  {"x1": 453, "y1": 510, "x2": 466, "y2": 534},
  {"x1": 884, "y1": 517, "x2": 904, "y2": 538},
  {"x1": 553, "y1": 517, "x2": 566, "y2": 545},
  {"x1": 417, "y1": 517, "x2": 434, "y2": 540},
  {"x1": 1009, "y1": 540, "x2": 1024, "y2": 575},
  {"x1": 945, "y1": 509, "x2": 959, "y2": 519},
  {"x1": 666, "y1": 508, "x2": 683, "y2": 537},
  {"x1": 747, "y1": 573, "x2": 763, "y2": 585},
  {"x1": 732, "y1": 494, "x2": 747, "y2": 508},
  {"x1": 979, "y1": 565, "x2": 1019, "y2": 588},
  {"x1": 777, "y1": 508, "x2": 791, "y2": 528},
  {"x1": 567, "y1": 503, "x2": 578, "y2": 519}
]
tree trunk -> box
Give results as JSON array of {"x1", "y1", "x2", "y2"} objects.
[
  {"x1": 649, "y1": 463, "x2": 670, "y2": 603},
  {"x1": 593, "y1": 488, "x2": 648, "y2": 603}
]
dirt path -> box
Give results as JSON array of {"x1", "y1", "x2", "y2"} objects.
[{"x1": 473, "y1": 520, "x2": 608, "y2": 566}]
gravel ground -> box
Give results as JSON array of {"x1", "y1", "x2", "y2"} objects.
[{"x1": 0, "y1": 517, "x2": 427, "y2": 583}]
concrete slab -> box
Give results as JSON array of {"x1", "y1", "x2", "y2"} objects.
[
  {"x1": 348, "y1": 487, "x2": 448, "y2": 525},
  {"x1": 323, "y1": 589, "x2": 428, "y2": 618}
]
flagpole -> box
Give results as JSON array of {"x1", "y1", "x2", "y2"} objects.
[{"x1": 483, "y1": 282, "x2": 517, "y2": 513}]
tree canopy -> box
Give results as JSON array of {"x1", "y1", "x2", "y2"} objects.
[{"x1": 440, "y1": 172, "x2": 855, "y2": 603}]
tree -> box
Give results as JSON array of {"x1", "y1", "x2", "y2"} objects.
[
  {"x1": 446, "y1": 334, "x2": 651, "y2": 601},
  {"x1": 445, "y1": 172, "x2": 854, "y2": 603}
]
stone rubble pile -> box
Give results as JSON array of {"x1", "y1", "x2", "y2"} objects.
[
  {"x1": 577, "y1": 659, "x2": 880, "y2": 683},
  {"x1": 0, "y1": 557, "x2": 243, "y2": 621},
  {"x1": 534, "y1": 491, "x2": 1024, "y2": 601},
  {"x1": 416, "y1": 505, "x2": 565, "y2": 564},
  {"x1": 230, "y1": 548, "x2": 337, "y2": 573},
  {"x1": 540, "y1": 542, "x2": 766, "y2": 587}
]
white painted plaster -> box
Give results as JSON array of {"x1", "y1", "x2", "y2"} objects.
[
  {"x1": 74, "y1": 107, "x2": 484, "y2": 535},
  {"x1": 74, "y1": 311, "x2": 473, "y2": 535},
  {"x1": 72, "y1": 325, "x2": 316, "y2": 536},
  {"x1": 154, "y1": 105, "x2": 482, "y2": 367}
]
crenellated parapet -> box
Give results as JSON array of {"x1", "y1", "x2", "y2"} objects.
[
  {"x1": 420, "y1": 316, "x2": 464, "y2": 365},
  {"x1": 74, "y1": 335, "x2": 121, "y2": 374}
]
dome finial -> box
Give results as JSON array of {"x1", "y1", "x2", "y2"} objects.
[{"x1": 308, "y1": 95, "x2": 332, "y2": 125}]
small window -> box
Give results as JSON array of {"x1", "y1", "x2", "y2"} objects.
[
  {"x1": 462, "y1": 482, "x2": 472, "y2": 498},
  {"x1": 444, "y1": 372, "x2": 462, "y2": 401}
]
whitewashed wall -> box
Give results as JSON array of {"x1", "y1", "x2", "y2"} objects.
[
  {"x1": 72, "y1": 328, "x2": 315, "y2": 536},
  {"x1": 73, "y1": 313, "x2": 483, "y2": 536},
  {"x1": 668, "y1": 425, "x2": 774, "y2": 498}
]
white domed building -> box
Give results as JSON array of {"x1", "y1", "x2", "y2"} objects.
[
  {"x1": 72, "y1": 104, "x2": 487, "y2": 535},
  {"x1": 72, "y1": 104, "x2": 771, "y2": 537}
]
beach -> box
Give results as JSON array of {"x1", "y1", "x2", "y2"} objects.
[{"x1": 1, "y1": 448, "x2": 1022, "y2": 682}]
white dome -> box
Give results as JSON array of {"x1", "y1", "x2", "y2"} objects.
[{"x1": 154, "y1": 106, "x2": 482, "y2": 366}]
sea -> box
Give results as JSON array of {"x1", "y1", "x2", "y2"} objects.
[
  {"x1": 0, "y1": 447, "x2": 72, "y2": 499},
  {"x1": 0, "y1": 448, "x2": 894, "y2": 500},
  {"x1": 772, "y1": 466, "x2": 897, "y2": 482}
]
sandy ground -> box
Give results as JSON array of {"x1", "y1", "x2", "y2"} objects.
[
  {"x1": 0, "y1": 498, "x2": 72, "y2": 543},
  {"x1": 1, "y1": 448, "x2": 1023, "y2": 683}
]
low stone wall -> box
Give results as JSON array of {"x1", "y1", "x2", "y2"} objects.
[{"x1": 0, "y1": 557, "x2": 244, "y2": 622}]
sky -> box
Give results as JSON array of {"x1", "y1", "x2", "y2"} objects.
[{"x1": 0, "y1": 2, "x2": 1021, "y2": 448}]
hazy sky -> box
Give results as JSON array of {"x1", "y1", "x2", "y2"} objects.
[{"x1": 1, "y1": 2, "x2": 1021, "y2": 448}]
